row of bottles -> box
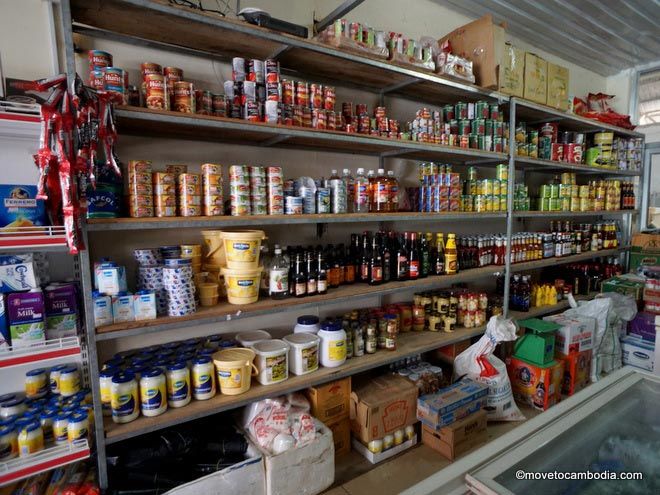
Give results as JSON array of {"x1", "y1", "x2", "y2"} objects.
[{"x1": 266, "y1": 231, "x2": 460, "y2": 299}]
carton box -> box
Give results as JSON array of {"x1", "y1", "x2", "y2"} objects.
[
  {"x1": 165, "y1": 440, "x2": 265, "y2": 495},
  {"x1": 630, "y1": 251, "x2": 660, "y2": 272},
  {"x1": 507, "y1": 356, "x2": 564, "y2": 411},
  {"x1": 416, "y1": 378, "x2": 488, "y2": 430},
  {"x1": 523, "y1": 52, "x2": 548, "y2": 104},
  {"x1": 251, "y1": 420, "x2": 334, "y2": 495},
  {"x1": 0, "y1": 185, "x2": 47, "y2": 229},
  {"x1": 306, "y1": 377, "x2": 351, "y2": 424},
  {"x1": 421, "y1": 410, "x2": 488, "y2": 461},
  {"x1": 0, "y1": 295, "x2": 8, "y2": 350},
  {"x1": 543, "y1": 313, "x2": 595, "y2": 355},
  {"x1": 643, "y1": 287, "x2": 660, "y2": 305},
  {"x1": 350, "y1": 374, "x2": 418, "y2": 443},
  {"x1": 437, "y1": 15, "x2": 505, "y2": 89},
  {"x1": 628, "y1": 311, "x2": 658, "y2": 342},
  {"x1": 546, "y1": 62, "x2": 570, "y2": 110},
  {"x1": 632, "y1": 233, "x2": 660, "y2": 251},
  {"x1": 45, "y1": 284, "x2": 78, "y2": 340},
  {"x1": 621, "y1": 336, "x2": 655, "y2": 372},
  {"x1": 437, "y1": 338, "x2": 472, "y2": 360},
  {"x1": 556, "y1": 350, "x2": 591, "y2": 396},
  {"x1": 498, "y1": 43, "x2": 525, "y2": 97},
  {"x1": 351, "y1": 434, "x2": 417, "y2": 464},
  {"x1": 7, "y1": 291, "x2": 45, "y2": 349},
  {"x1": 0, "y1": 255, "x2": 38, "y2": 294},
  {"x1": 326, "y1": 416, "x2": 351, "y2": 457},
  {"x1": 601, "y1": 276, "x2": 645, "y2": 302}
]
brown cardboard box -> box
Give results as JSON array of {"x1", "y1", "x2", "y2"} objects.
[
  {"x1": 498, "y1": 43, "x2": 525, "y2": 97},
  {"x1": 632, "y1": 233, "x2": 660, "y2": 251},
  {"x1": 438, "y1": 338, "x2": 472, "y2": 359},
  {"x1": 437, "y1": 15, "x2": 505, "y2": 89},
  {"x1": 421, "y1": 411, "x2": 488, "y2": 461},
  {"x1": 306, "y1": 377, "x2": 351, "y2": 424},
  {"x1": 547, "y1": 62, "x2": 569, "y2": 110},
  {"x1": 523, "y1": 52, "x2": 548, "y2": 104},
  {"x1": 326, "y1": 416, "x2": 351, "y2": 457},
  {"x1": 350, "y1": 374, "x2": 418, "y2": 443}
]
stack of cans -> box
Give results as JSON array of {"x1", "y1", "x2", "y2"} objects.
[
  {"x1": 267, "y1": 167, "x2": 284, "y2": 215},
  {"x1": 178, "y1": 173, "x2": 201, "y2": 217},
  {"x1": 141, "y1": 62, "x2": 164, "y2": 109},
  {"x1": 153, "y1": 172, "x2": 177, "y2": 217},
  {"x1": 229, "y1": 165, "x2": 250, "y2": 216},
  {"x1": 249, "y1": 166, "x2": 267, "y2": 215},
  {"x1": 88, "y1": 50, "x2": 112, "y2": 91},
  {"x1": 162, "y1": 258, "x2": 196, "y2": 317},
  {"x1": 134, "y1": 248, "x2": 166, "y2": 316},
  {"x1": 180, "y1": 244, "x2": 202, "y2": 274},
  {"x1": 128, "y1": 161, "x2": 154, "y2": 218},
  {"x1": 164, "y1": 66, "x2": 183, "y2": 110},
  {"x1": 201, "y1": 164, "x2": 223, "y2": 216}
]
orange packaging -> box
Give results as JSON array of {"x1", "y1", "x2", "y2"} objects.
[
  {"x1": 153, "y1": 172, "x2": 176, "y2": 185},
  {"x1": 154, "y1": 183, "x2": 176, "y2": 195},
  {"x1": 556, "y1": 350, "x2": 591, "y2": 396},
  {"x1": 506, "y1": 356, "x2": 564, "y2": 411},
  {"x1": 144, "y1": 74, "x2": 167, "y2": 110},
  {"x1": 201, "y1": 163, "x2": 222, "y2": 174},
  {"x1": 204, "y1": 183, "x2": 223, "y2": 195},
  {"x1": 129, "y1": 205, "x2": 154, "y2": 218},
  {"x1": 127, "y1": 160, "x2": 152, "y2": 176},
  {"x1": 129, "y1": 194, "x2": 153, "y2": 207},
  {"x1": 155, "y1": 205, "x2": 177, "y2": 217},
  {"x1": 179, "y1": 184, "x2": 201, "y2": 196},
  {"x1": 128, "y1": 181, "x2": 153, "y2": 196},
  {"x1": 173, "y1": 81, "x2": 195, "y2": 113},
  {"x1": 179, "y1": 173, "x2": 201, "y2": 186},
  {"x1": 154, "y1": 194, "x2": 176, "y2": 208},
  {"x1": 203, "y1": 173, "x2": 223, "y2": 186},
  {"x1": 203, "y1": 203, "x2": 224, "y2": 216},
  {"x1": 180, "y1": 205, "x2": 201, "y2": 217},
  {"x1": 166, "y1": 164, "x2": 188, "y2": 175},
  {"x1": 179, "y1": 194, "x2": 201, "y2": 206},
  {"x1": 129, "y1": 172, "x2": 152, "y2": 185}
]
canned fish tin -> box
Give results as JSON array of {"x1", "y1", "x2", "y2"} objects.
[
  {"x1": 166, "y1": 164, "x2": 188, "y2": 176},
  {"x1": 173, "y1": 82, "x2": 195, "y2": 113},
  {"x1": 316, "y1": 188, "x2": 331, "y2": 213},
  {"x1": 155, "y1": 204, "x2": 177, "y2": 218},
  {"x1": 144, "y1": 74, "x2": 167, "y2": 109},
  {"x1": 130, "y1": 194, "x2": 153, "y2": 208},
  {"x1": 179, "y1": 173, "x2": 201, "y2": 187},
  {"x1": 129, "y1": 182, "x2": 153, "y2": 196},
  {"x1": 179, "y1": 205, "x2": 201, "y2": 217},
  {"x1": 180, "y1": 194, "x2": 201, "y2": 206},
  {"x1": 128, "y1": 160, "x2": 152, "y2": 177},
  {"x1": 285, "y1": 196, "x2": 303, "y2": 215},
  {"x1": 203, "y1": 198, "x2": 224, "y2": 216}
]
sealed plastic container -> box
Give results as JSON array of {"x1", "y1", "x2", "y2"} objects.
[
  {"x1": 219, "y1": 229, "x2": 265, "y2": 269},
  {"x1": 99, "y1": 368, "x2": 118, "y2": 417},
  {"x1": 53, "y1": 412, "x2": 70, "y2": 444},
  {"x1": 67, "y1": 410, "x2": 89, "y2": 442},
  {"x1": 39, "y1": 409, "x2": 57, "y2": 444},
  {"x1": 17, "y1": 421, "x2": 44, "y2": 457},
  {"x1": 283, "y1": 333, "x2": 320, "y2": 375},
  {"x1": 0, "y1": 399, "x2": 26, "y2": 419},
  {"x1": 0, "y1": 425, "x2": 17, "y2": 460},
  {"x1": 236, "y1": 330, "x2": 272, "y2": 347},
  {"x1": 191, "y1": 356, "x2": 216, "y2": 400},
  {"x1": 25, "y1": 369, "x2": 48, "y2": 399},
  {"x1": 294, "y1": 315, "x2": 321, "y2": 334},
  {"x1": 318, "y1": 321, "x2": 347, "y2": 368},
  {"x1": 139, "y1": 368, "x2": 167, "y2": 417},
  {"x1": 201, "y1": 230, "x2": 226, "y2": 266},
  {"x1": 111, "y1": 372, "x2": 139, "y2": 424},
  {"x1": 252, "y1": 339, "x2": 290, "y2": 385},
  {"x1": 212, "y1": 348, "x2": 258, "y2": 395},
  {"x1": 166, "y1": 362, "x2": 191, "y2": 408},
  {"x1": 59, "y1": 366, "x2": 81, "y2": 397},
  {"x1": 221, "y1": 266, "x2": 263, "y2": 304}
]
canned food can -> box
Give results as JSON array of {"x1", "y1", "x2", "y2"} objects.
[
  {"x1": 559, "y1": 184, "x2": 572, "y2": 198},
  {"x1": 594, "y1": 132, "x2": 614, "y2": 145},
  {"x1": 232, "y1": 57, "x2": 246, "y2": 81},
  {"x1": 203, "y1": 197, "x2": 223, "y2": 216},
  {"x1": 173, "y1": 82, "x2": 195, "y2": 113},
  {"x1": 265, "y1": 59, "x2": 279, "y2": 83},
  {"x1": 231, "y1": 204, "x2": 251, "y2": 216},
  {"x1": 154, "y1": 194, "x2": 176, "y2": 208},
  {"x1": 565, "y1": 143, "x2": 583, "y2": 164},
  {"x1": 316, "y1": 188, "x2": 331, "y2": 213},
  {"x1": 89, "y1": 70, "x2": 105, "y2": 90},
  {"x1": 143, "y1": 74, "x2": 167, "y2": 110},
  {"x1": 551, "y1": 143, "x2": 564, "y2": 161},
  {"x1": 285, "y1": 196, "x2": 303, "y2": 215},
  {"x1": 458, "y1": 119, "x2": 471, "y2": 136},
  {"x1": 179, "y1": 194, "x2": 201, "y2": 206},
  {"x1": 454, "y1": 102, "x2": 468, "y2": 119},
  {"x1": 474, "y1": 195, "x2": 486, "y2": 212},
  {"x1": 155, "y1": 205, "x2": 177, "y2": 217},
  {"x1": 471, "y1": 119, "x2": 485, "y2": 135},
  {"x1": 500, "y1": 196, "x2": 507, "y2": 211},
  {"x1": 489, "y1": 104, "x2": 500, "y2": 121},
  {"x1": 104, "y1": 67, "x2": 125, "y2": 100},
  {"x1": 492, "y1": 179, "x2": 501, "y2": 196},
  {"x1": 195, "y1": 90, "x2": 213, "y2": 115},
  {"x1": 570, "y1": 197, "x2": 580, "y2": 212},
  {"x1": 467, "y1": 166, "x2": 477, "y2": 181},
  {"x1": 493, "y1": 120, "x2": 504, "y2": 137},
  {"x1": 89, "y1": 50, "x2": 112, "y2": 71},
  {"x1": 180, "y1": 205, "x2": 201, "y2": 217},
  {"x1": 475, "y1": 101, "x2": 489, "y2": 119},
  {"x1": 128, "y1": 182, "x2": 153, "y2": 196},
  {"x1": 130, "y1": 205, "x2": 154, "y2": 218}
]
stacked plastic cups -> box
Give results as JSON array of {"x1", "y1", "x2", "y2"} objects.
[
  {"x1": 162, "y1": 255, "x2": 197, "y2": 317},
  {"x1": 134, "y1": 248, "x2": 167, "y2": 316}
]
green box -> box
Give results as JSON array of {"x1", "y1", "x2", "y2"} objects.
[
  {"x1": 629, "y1": 248, "x2": 660, "y2": 272},
  {"x1": 514, "y1": 318, "x2": 560, "y2": 366},
  {"x1": 601, "y1": 275, "x2": 645, "y2": 301}
]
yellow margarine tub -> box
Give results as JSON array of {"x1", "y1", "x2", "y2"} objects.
[
  {"x1": 218, "y1": 229, "x2": 265, "y2": 269},
  {"x1": 212, "y1": 348, "x2": 258, "y2": 395},
  {"x1": 201, "y1": 231, "x2": 226, "y2": 267},
  {"x1": 221, "y1": 266, "x2": 263, "y2": 304}
]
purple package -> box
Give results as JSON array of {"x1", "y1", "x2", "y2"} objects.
[
  {"x1": 7, "y1": 291, "x2": 45, "y2": 348},
  {"x1": 628, "y1": 311, "x2": 658, "y2": 343},
  {"x1": 44, "y1": 283, "x2": 79, "y2": 339}
]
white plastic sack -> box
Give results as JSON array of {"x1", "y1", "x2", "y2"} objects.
[
  {"x1": 566, "y1": 293, "x2": 637, "y2": 382},
  {"x1": 453, "y1": 315, "x2": 526, "y2": 421}
]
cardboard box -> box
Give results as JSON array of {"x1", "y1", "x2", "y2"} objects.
[
  {"x1": 0, "y1": 255, "x2": 38, "y2": 294},
  {"x1": 556, "y1": 350, "x2": 591, "y2": 396},
  {"x1": 0, "y1": 295, "x2": 8, "y2": 350},
  {"x1": 523, "y1": 52, "x2": 548, "y2": 104},
  {"x1": 437, "y1": 338, "x2": 471, "y2": 359},
  {"x1": 326, "y1": 416, "x2": 351, "y2": 457},
  {"x1": 630, "y1": 251, "x2": 660, "y2": 272},
  {"x1": 644, "y1": 287, "x2": 660, "y2": 305},
  {"x1": 543, "y1": 314, "x2": 595, "y2": 355},
  {"x1": 350, "y1": 374, "x2": 418, "y2": 443},
  {"x1": 421, "y1": 412, "x2": 488, "y2": 461},
  {"x1": 416, "y1": 378, "x2": 488, "y2": 430},
  {"x1": 351, "y1": 434, "x2": 417, "y2": 464},
  {"x1": 252, "y1": 420, "x2": 334, "y2": 495},
  {"x1": 498, "y1": 43, "x2": 525, "y2": 97},
  {"x1": 546, "y1": 62, "x2": 569, "y2": 110},
  {"x1": 621, "y1": 336, "x2": 655, "y2": 372},
  {"x1": 601, "y1": 275, "x2": 645, "y2": 302},
  {"x1": 437, "y1": 15, "x2": 505, "y2": 89},
  {"x1": 165, "y1": 441, "x2": 265, "y2": 495},
  {"x1": 507, "y1": 356, "x2": 564, "y2": 411},
  {"x1": 632, "y1": 233, "x2": 660, "y2": 251},
  {"x1": 628, "y1": 311, "x2": 659, "y2": 342},
  {"x1": 0, "y1": 185, "x2": 47, "y2": 229},
  {"x1": 307, "y1": 377, "x2": 351, "y2": 424}
]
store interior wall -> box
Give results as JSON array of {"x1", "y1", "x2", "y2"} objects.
[{"x1": 0, "y1": 0, "x2": 645, "y2": 356}]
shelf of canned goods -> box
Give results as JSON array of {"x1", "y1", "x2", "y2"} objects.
[{"x1": 55, "y1": 0, "x2": 647, "y2": 489}]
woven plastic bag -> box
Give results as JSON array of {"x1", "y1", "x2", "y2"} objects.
[{"x1": 454, "y1": 315, "x2": 526, "y2": 421}]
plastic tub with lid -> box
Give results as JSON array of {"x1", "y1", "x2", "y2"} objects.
[
  {"x1": 318, "y1": 320, "x2": 347, "y2": 368},
  {"x1": 221, "y1": 266, "x2": 263, "y2": 305},
  {"x1": 218, "y1": 229, "x2": 266, "y2": 269},
  {"x1": 236, "y1": 330, "x2": 272, "y2": 347},
  {"x1": 283, "y1": 333, "x2": 320, "y2": 375},
  {"x1": 294, "y1": 315, "x2": 321, "y2": 334},
  {"x1": 212, "y1": 348, "x2": 258, "y2": 395},
  {"x1": 251, "y1": 339, "x2": 290, "y2": 385}
]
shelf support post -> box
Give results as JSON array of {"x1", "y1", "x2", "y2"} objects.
[
  {"x1": 314, "y1": 0, "x2": 366, "y2": 34},
  {"x1": 503, "y1": 99, "x2": 516, "y2": 317}
]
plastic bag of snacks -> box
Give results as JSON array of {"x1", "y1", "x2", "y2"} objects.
[
  {"x1": 242, "y1": 393, "x2": 316, "y2": 455},
  {"x1": 453, "y1": 315, "x2": 526, "y2": 421}
]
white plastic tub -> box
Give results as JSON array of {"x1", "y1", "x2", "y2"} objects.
[
  {"x1": 283, "y1": 333, "x2": 320, "y2": 376},
  {"x1": 236, "y1": 330, "x2": 272, "y2": 348},
  {"x1": 252, "y1": 339, "x2": 289, "y2": 385}
]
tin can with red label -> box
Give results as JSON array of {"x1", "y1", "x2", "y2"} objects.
[
  {"x1": 541, "y1": 122, "x2": 558, "y2": 143},
  {"x1": 130, "y1": 194, "x2": 153, "y2": 208},
  {"x1": 89, "y1": 70, "x2": 105, "y2": 90},
  {"x1": 212, "y1": 94, "x2": 226, "y2": 117},
  {"x1": 264, "y1": 100, "x2": 279, "y2": 124},
  {"x1": 551, "y1": 143, "x2": 564, "y2": 162},
  {"x1": 195, "y1": 90, "x2": 213, "y2": 115},
  {"x1": 153, "y1": 172, "x2": 176, "y2": 185},
  {"x1": 141, "y1": 62, "x2": 162, "y2": 78},
  {"x1": 163, "y1": 66, "x2": 183, "y2": 79},
  {"x1": 312, "y1": 109, "x2": 326, "y2": 129},
  {"x1": 281, "y1": 104, "x2": 293, "y2": 126},
  {"x1": 281, "y1": 80, "x2": 294, "y2": 105},
  {"x1": 242, "y1": 81, "x2": 257, "y2": 103},
  {"x1": 104, "y1": 67, "x2": 125, "y2": 99},
  {"x1": 247, "y1": 59, "x2": 264, "y2": 83},
  {"x1": 310, "y1": 83, "x2": 323, "y2": 109},
  {"x1": 323, "y1": 86, "x2": 336, "y2": 111},
  {"x1": 295, "y1": 81, "x2": 309, "y2": 107},
  {"x1": 180, "y1": 205, "x2": 202, "y2": 217},
  {"x1": 129, "y1": 205, "x2": 154, "y2": 218},
  {"x1": 173, "y1": 81, "x2": 195, "y2": 113},
  {"x1": 302, "y1": 107, "x2": 312, "y2": 127},
  {"x1": 326, "y1": 111, "x2": 336, "y2": 130},
  {"x1": 232, "y1": 57, "x2": 246, "y2": 82},
  {"x1": 127, "y1": 160, "x2": 152, "y2": 179},
  {"x1": 155, "y1": 194, "x2": 176, "y2": 208},
  {"x1": 89, "y1": 50, "x2": 112, "y2": 71},
  {"x1": 292, "y1": 106, "x2": 303, "y2": 126},
  {"x1": 565, "y1": 143, "x2": 583, "y2": 164},
  {"x1": 145, "y1": 74, "x2": 167, "y2": 110},
  {"x1": 128, "y1": 182, "x2": 153, "y2": 196},
  {"x1": 265, "y1": 59, "x2": 279, "y2": 83},
  {"x1": 244, "y1": 100, "x2": 260, "y2": 122},
  {"x1": 266, "y1": 81, "x2": 280, "y2": 102}
]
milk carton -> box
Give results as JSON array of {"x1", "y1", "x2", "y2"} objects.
[
  {"x1": 7, "y1": 291, "x2": 45, "y2": 348},
  {"x1": 0, "y1": 295, "x2": 9, "y2": 349},
  {"x1": 134, "y1": 291, "x2": 156, "y2": 321},
  {"x1": 112, "y1": 292, "x2": 135, "y2": 323},
  {"x1": 0, "y1": 254, "x2": 38, "y2": 293},
  {"x1": 44, "y1": 284, "x2": 78, "y2": 340},
  {"x1": 93, "y1": 292, "x2": 113, "y2": 328},
  {"x1": 95, "y1": 262, "x2": 127, "y2": 296}
]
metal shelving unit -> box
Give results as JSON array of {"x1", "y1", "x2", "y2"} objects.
[{"x1": 57, "y1": 0, "x2": 646, "y2": 489}]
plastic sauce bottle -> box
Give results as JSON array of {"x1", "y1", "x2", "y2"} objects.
[
  {"x1": 372, "y1": 168, "x2": 390, "y2": 212},
  {"x1": 269, "y1": 246, "x2": 289, "y2": 300},
  {"x1": 366, "y1": 170, "x2": 376, "y2": 211},
  {"x1": 387, "y1": 170, "x2": 399, "y2": 212},
  {"x1": 445, "y1": 233, "x2": 458, "y2": 275},
  {"x1": 353, "y1": 168, "x2": 369, "y2": 213},
  {"x1": 342, "y1": 169, "x2": 354, "y2": 212}
]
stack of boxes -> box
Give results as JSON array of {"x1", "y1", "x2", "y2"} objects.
[
  {"x1": 306, "y1": 377, "x2": 352, "y2": 458},
  {"x1": 153, "y1": 171, "x2": 177, "y2": 217},
  {"x1": 127, "y1": 160, "x2": 154, "y2": 218},
  {"x1": 417, "y1": 378, "x2": 488, "y2": 460},
  {"x1": 178, "y1": 173, "x2": 202, "y2": 217},
  {"x1": 201, "y1": 164, "x2": 223, "y2": 216}
]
